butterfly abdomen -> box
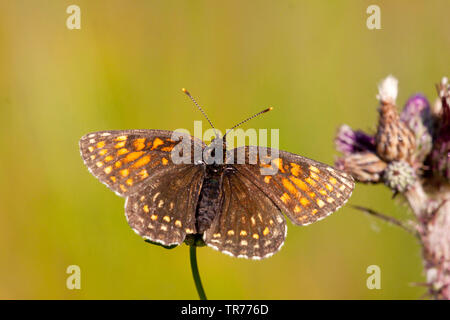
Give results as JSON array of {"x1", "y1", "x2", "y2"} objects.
[{"x1": 195, "y1": 165, "x2": 224, "y2": 234}]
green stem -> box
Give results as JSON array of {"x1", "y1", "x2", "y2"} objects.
[{"x1": 189, "y1": 245, "x2": 207, "y2": 300}]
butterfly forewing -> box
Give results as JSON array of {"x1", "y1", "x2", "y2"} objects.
[
  {"x1": 204, "y1": 170, "x2": 286, "y2": 259},
  {"x1": 79, "y1": 129, "x2": 205, "y2": 197},
  {"x1": 125, "y1": 164, "x2": 205, "y2": 246},
  {"x1": 231, "y1": 146, "x2": 355, "y2": 226}
]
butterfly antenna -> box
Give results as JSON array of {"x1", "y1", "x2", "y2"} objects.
[
  {"x1": 223, "y1": 107, "x2": 273, "y2": 139},
  {"x1": 182, "y1": 88, "x2": 218, "y2": 138}
]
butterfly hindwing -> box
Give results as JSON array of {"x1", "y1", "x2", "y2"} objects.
[
  {"x1": 204, "y1": 169, "x2": 286, "y2": 259},
  {"x1": 230, "y1": 146, "x2": 355, "y2": 226},
  {"x1": 125, "y1": 164, "x2": 205, "y2": 246}
]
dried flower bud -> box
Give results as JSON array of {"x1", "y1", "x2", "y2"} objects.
[
  {"x1": 335, "y1": 125, "x2": 376, "y2": 155},
  {"x1": 375, "y1": 76, "x2": 416, "y2": 163},
  {"x1": 400, "y1": 94, "x2": 433, "y2": 163},
  {"x1": 335, "y1": 152, "x2": 387, "y2": 183},
  {"x1": 431, "y1": 77, "x2": 450, "y2": 181},
  {"x1": 376, "y1": 75, "x2": 398, "y2": 105},
  {"x1": 383, "y1": 161, "x2": 416, "y2": 193},
  {"x1": 432, "y1": 97, "x2": 442, "y2": 118}
]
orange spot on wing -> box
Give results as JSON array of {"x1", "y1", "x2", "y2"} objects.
[
  {"x1": 305, "y1": 177, "x2": 317, "y2": 187},
  {"x1": 119, "y1": 184, "x2": 127, "y2": 192},
  {"x1": 161, "y1": 146, "x2": 174, "y2": 152},
  {"x1": 282, "y1": 178, "x2": 300, "y2": 198},
  {"x1": 280, "y1": 192, "x2": 291, "y2": 204},
  {"x1": 151, "y1": 138, "x2": 164, "y2": 150},
  {"x1": 131, "y1": 155, "x2": 151, "y2": 168},
  {"x1": 133, "y1": 138, "x2": 146, "y2": 151},
  {"x1": 115, "y1": 141, "x2": 126, "y2": 149},
  {"x1": 115, "y1": 136, "x2": 127, "y2": 141},
  {"x1": 104, "y1": 155, "x2": 114, "y2": 162},
  {"x1": 117, "y1": 148, "x2": 129, "y2": 156},
  {"x1": 126, "y1": 178, "x2": 133, "y2": 186},
  {"x1": 98, "y1": 149, "x2": 108, "y2": 156},
  {"x1": 329, "y1": 177, "x2": 337, "y2": 185},
  {"x1": 273, "y1": 158, "x2": 285, "y2": 173},
  {"x1": 115, "y1": 160, "x2": 122, "y2": 168},
  {"x1": 138, "y1": 169, "x2": 149, "y2": 179},
  {"x1": 290, "y1": 163, "x2": 302, "y2": 176},
  {"x1": 263, "y1": 227, "x2": 270, "y2": 236},
  {"x1": 120, "y1": 169, "x2": 129, "y2": 177},
  {"x1": 289, "y1": 176, "x2": 309, "y2": 191},
  {"x1": 110, "y1": 176, "x2": 116, "y2": 182},
  {"x1": 162, "y1": 158, "x2": 168, "y2": 165},
  {"x1": 310, "y1": 171, "x2": 319, "y2": 180},
  {"x1": 96, "y1": 141, "x2": 105, "y2": 149},
  {"x1": 124, "y1": 151, "x2": 144, "y2": 163},
  {"x1": 300, "y1": 197, "x2": 310, "y2": 206},
  {"x1": 264, "y1": 176, "x2": 272, "y2": 183}
]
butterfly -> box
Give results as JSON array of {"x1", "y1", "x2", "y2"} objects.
[{"x1": 79, "y1": 89, "x2": 354, "y2": 260}]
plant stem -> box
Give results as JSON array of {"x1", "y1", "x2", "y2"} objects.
[
  {"x1": 190, "y1": 245, "x2": 207, "y2": 300},
  {"x1": 352, "y1": 205, "x2": 418, "y2": 237}
]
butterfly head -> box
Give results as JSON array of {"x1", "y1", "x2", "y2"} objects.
[
  {"x1": 203, "y1": 136, "x2": 227, "y2": 165},
  {"x1": 182, "y1": 88, "x2": 273, "y2": 163}
]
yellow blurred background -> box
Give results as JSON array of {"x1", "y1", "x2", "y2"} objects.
[{"x1": 0, "y1": 0, "x2": 448, "y2": 299}]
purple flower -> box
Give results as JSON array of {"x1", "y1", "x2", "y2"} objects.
[
  {"x1": 401, "y1": 94, "x2": 433, "y2": 132},
  {"x1": 400, "y1": 94, "x2": 433, "y2": 163},
  {"x1": 335, "y1": 125, "x2": 376, "y2": 155}
]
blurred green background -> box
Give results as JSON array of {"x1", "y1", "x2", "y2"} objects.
[{"x1": 0, "y1": 0, "x2": 448, "y2": 299}]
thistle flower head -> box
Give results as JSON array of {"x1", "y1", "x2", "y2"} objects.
[
  {"x1": 335, "y1": 125, "x2": 376, "y2": 155},
  {"x1": 335, "y1": 152, "x2": 387, "y2": 183},
  {"x1": 375, "y1": 76, "x2": 416, "y2": 163},
  {"x1": 383, "y1": 161, "x2": 416, "y2": 193}
]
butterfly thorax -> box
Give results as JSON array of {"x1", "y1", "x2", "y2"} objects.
[{"x1": 195, "y1": 163, "x2": 225, "y2": 234}]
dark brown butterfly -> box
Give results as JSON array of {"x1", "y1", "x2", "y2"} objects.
[{"x1": 79, "y1": 90, "x2": 354, "y2": 259}]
